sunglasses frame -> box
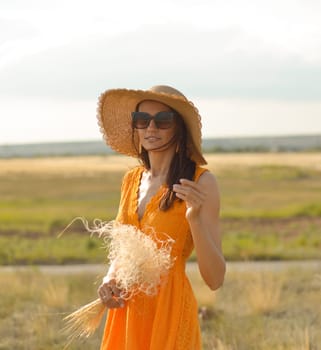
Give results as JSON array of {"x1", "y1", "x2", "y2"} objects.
[{"x1": 131, "y1": 111, "x2": 177, "y2": 129}]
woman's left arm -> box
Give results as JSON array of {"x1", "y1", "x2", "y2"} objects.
[{"x1": 173, "y1": 172, "x2": 226, "y2": 290}]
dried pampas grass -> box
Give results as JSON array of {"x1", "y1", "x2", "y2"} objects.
[
  {"x1": 102, "y1": 220, "x2": 174, "y2": 298},
  {"x1": 61, "y1": 218, "x2": 175, "y2": 347},
  {"x1": 63, "y1": 298, "x2": 106, "y2": 349}
]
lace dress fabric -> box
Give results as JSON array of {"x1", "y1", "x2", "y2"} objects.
[{"x1": 100, "y1": 165, "x2": 207, "y2": 350}]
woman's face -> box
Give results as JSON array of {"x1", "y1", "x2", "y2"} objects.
[{"x1": 135, "y1": 100, "x2": 177, "y2": 152}]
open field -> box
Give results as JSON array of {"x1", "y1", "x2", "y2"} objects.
[
  {"x1": 0, "y1": 264, "x2": 320, "y2": 349},
  {"x1": 1, "y1": 152, "x2": 321, "y2": 174},
  {"x1": 0, "y1": 153, "x2": 320, "y2": 263}
]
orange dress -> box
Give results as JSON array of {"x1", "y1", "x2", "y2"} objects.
[{"x1": 100, "y1": 165, "x2": 207, "y2": 350}]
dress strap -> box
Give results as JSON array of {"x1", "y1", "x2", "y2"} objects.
[{"x1": 193, "y1": 166, "x2": 208, "y2": 182}]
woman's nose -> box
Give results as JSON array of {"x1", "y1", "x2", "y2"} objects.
[{"x1": 147, "y1": 119, "x2": 157, "y2": 130}]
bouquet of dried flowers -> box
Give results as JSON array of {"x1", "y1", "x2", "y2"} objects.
[{"x1": 61, "y1": 219, "x2": 174, "y2": 348}]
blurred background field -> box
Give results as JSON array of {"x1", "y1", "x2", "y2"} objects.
[
  {"x1": 0, "y1": 152, "x2": 320, "y2": 349},
  {"x1": 0, "y1": 152, "x2": 320, "y2": 264},
  {"x1": 0, "y1": 263, "x2": 320, "y2": 350}
]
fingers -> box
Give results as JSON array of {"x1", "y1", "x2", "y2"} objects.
[
  {"x1": 98, "y1": 286, "x2": 124, "y2": 308},
  {"x1": 98, "y1": 280, "x2": 125, "y2": 309},
  {"x1": 178, "y1": 178, "x2": 199, "y2": 188},
  {"x1": 173, "y1": 179, "x2": 206, "y2": 205},
  {"x1": 109, "y1": 282, "x2": 121, "y2": 298}
]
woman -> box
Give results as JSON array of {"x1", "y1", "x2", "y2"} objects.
[{"x1": 96, "y1": 85, "x2": 225, "y2": 349}]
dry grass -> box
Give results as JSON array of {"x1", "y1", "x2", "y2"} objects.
[
  {"x1": 0, "y1": 156, "x2": 138, "y2": 175},
  {"x1": 187, "y1": 264, "x2": 321, "y2": 350},
  {"x1": 243, "y1": 271, "x2": 284, "y2": 314},
  {"x1": 1, "y1": 152, "x2": 320, "y2": 176},
  {"x1": 63, "y1": 298, "x2": 106, "y2": 349},
  {"x1": 205, "y1": 152, "x2": 321, "y2": 171},
  {"x1": 42, "y1": 278, "x2": 69, "y2": 309},
  {"x1": 0, "y1": 263, "x2": 320, "y2": 349}
]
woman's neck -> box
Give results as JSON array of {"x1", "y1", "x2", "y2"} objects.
[{"x1": 146, "y1": 147, "x2": 175, "y2": 178}]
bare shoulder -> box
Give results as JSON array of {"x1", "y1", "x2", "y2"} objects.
[
  {"x1": 198, "y1": 170, "x2": 220, "y2": 215},
  {"x1": 198, "y1": 170, "x2": 219, "y2": 190}
]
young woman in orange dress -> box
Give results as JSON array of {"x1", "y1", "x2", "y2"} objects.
[{"x1": 96, "y1": 85, "x2": 226, "y2": 350}]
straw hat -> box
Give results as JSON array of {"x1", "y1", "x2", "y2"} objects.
[{"x1": 97, "y1": 85, "x2": 207, "y2": 165}]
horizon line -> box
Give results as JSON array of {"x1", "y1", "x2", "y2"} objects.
[{"x1": 1, "y1": 132, "x2": 321, "y2": 147}]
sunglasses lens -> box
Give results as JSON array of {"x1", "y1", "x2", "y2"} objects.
[
  {"x1": 154, "y1": 112, "x2": 175, "y2": 129},
  {"x1": 132, "y1": 111, "x2": 176, "y2": 129},
  {"x1": 132, "y1": 112, "x2": 150, "y2": 129}
]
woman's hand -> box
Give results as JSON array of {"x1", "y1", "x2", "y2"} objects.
[
  {"x1": 173, "y1": 178, "x2": 206, "y2": 219},
  {"x1": 97, "y1": 279, "x2": 125, "y2": 308}
]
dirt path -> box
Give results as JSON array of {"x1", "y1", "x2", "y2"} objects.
[{"x1": 1, "y1": 260, "x2": 320, "y2": 275}]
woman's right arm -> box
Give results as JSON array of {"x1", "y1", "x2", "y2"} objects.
[{"x1": 97, "y1": 169, "x2": 133, "y2": 308}]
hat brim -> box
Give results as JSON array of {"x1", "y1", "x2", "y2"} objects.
[{"x1": 97, "y1": 88, "x2": 207, "y2": 165}]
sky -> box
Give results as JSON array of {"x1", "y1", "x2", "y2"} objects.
[{"x1": 1, "y1": 0, "x2": 321, "y2": 144}]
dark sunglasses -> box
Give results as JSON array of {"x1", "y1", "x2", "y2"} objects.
[{"x1": 131, "y1": 111, "x2": 176, "y2": 129}]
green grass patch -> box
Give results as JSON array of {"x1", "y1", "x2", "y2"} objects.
[
  {"x1": 217, "y1": 165, "x2": 321, "y2": 219},
  {"x1": 0, "y1": 172, "x2": 122, "y2": 234},
  {"x1": 1, "y1": 157, "x2": 320, "y2": 263},
  {"x1": 2, "y1": 216, "x2": 320, "y2": 265},
  {"x1": 0, "y1": 235, "x2": 107, "y2": 265},
  {"x1": 222, "y1": 231, "x2": 321, "y2": 261},
  {"x1": 219, "y1": 217, "x2": 321, "y2": 261}
]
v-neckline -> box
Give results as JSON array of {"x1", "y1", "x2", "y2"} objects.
[{"x1": 135, "y1": 167, "x2": 165, "y2": 224}]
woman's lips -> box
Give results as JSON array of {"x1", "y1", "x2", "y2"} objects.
[{"x1": 145, "y1": 136, "x2": 161, "y2": 142}]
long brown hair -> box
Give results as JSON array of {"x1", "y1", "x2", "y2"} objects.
[{"x1": 132, "y1": 111, "x2": 196, "y2": 211}]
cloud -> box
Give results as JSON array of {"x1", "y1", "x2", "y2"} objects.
[
  {"x1": 0, "y1": 17, "x2": 38, "y2": 44},
  {"x1": 1, "y1": 25, "x2": 321, "y2": 100},
  {"x1": 0, "y1": 16, "x2": 54, "y2": 67}
]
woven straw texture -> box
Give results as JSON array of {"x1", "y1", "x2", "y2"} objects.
[{"x1": 97, "y1": 86, "x2": 207, "y2": 165}]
